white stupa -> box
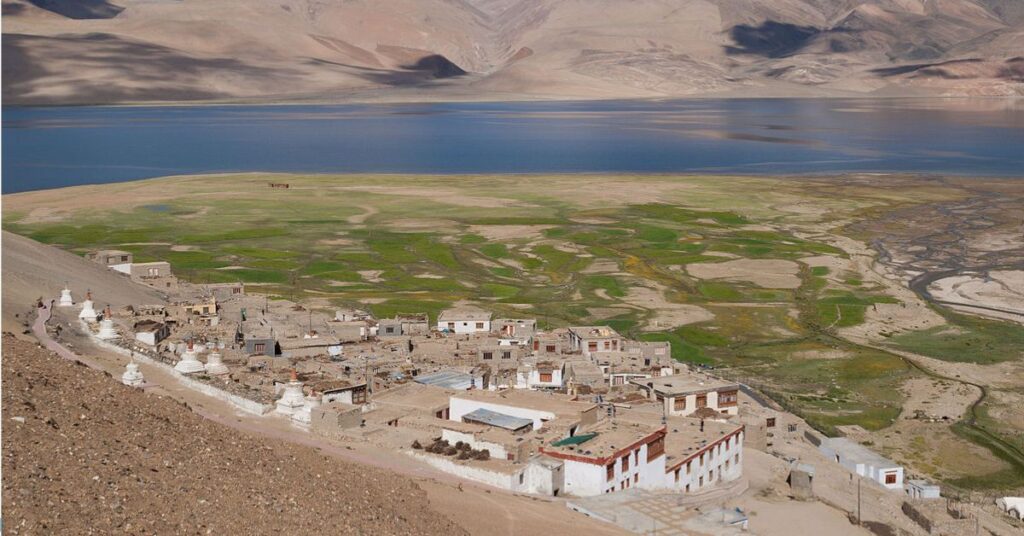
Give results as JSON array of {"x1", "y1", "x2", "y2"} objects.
[
  {"x1": 58, "y1": 284, "x2": 75, "y2": 307},
  {"x1": 122, "y1": 357, "x2": 145, "y2": 387},
  {"x1": 275, "y1": 370, "x2": 306, "y2": 416},
  {"x1": 79, "y1": 291, "x2": 98, "y2": 322},
  {"x1": 204, "y1": 350, "x2": 229, "y2": 376},
  {"x1": 292, "y1": 393, "x2": 321, "y2": 424},
  {"x1": 97, "y1": 305, "x2": 119, "y2": 340},
  {"x1": 173, "y1": 339, "x2": 206, "y2": 375}
]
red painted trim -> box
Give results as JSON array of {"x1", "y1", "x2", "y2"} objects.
[
  {"x1": 665, "y1": 426, "x2": 744, "y2": 472},
  {"x1": 540, "y1": 428, "x2": 667, "y2": 466}
]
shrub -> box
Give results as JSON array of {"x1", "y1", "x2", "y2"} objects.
[{"x1": 411, "y1": 440, "x2": 423, "y2": 450}]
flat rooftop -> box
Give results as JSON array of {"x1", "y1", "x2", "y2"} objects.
[
  {"x1": 824, "y1": 437, "x2": 901, "y2": 469},
  {"x1": 462, "y1": 408, "x2": 534, "y2": 432},
  {"x1": 540, "y1": 418, "x2": 663, "y2": 461},
  {"x1": 415, "y1": 370, "x2": 477, "y2": 390},
  {"x1": 630, "y1": 375, "x2": 737, "y2": 396},
  {"x1": 569, "y1": 326, "x2": 620, "y2": 338},
  {"x1": 616, "y1": 405, "x2": 743, "y2": 470},
  {"x1": 452, "y1": 389, "x2": 596, "y2": 420},
  {"x1": 438, "y1": 309, "x2": 492, "y2": 321}
]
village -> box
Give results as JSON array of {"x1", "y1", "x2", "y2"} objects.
[{"x1": 33, "y1": 247, "x2": 1024, "y2": 534}]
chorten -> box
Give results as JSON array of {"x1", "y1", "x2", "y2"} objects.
[
  {"x1": 58, "y1": 284, "x2": 75, "y2": 307},
  {"x1": 173, "y1": 339, "x2": 206, "y2": 374},
  {"x1": 292, "y1": 392, "x2": 321, "y2": 424},
  {"x1": 204, "y1": 349, "x2": 229, "y2": 376},
  {"x1": 97, "y1": 305, "x2": 119, "y2": 340},
  {"x1": 275, "y1": 370, "x2": 306, "y2": 416},
  {"x1": 122, "y1": 357, "x2": 145, "y2": 387},
  {"x1": 79, "y1": 291, "x2": 98, "y2": 322}
]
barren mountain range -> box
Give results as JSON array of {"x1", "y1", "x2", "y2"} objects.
[{"x1": 3, "y1": 0, "x2": 1023, "y2": 104}]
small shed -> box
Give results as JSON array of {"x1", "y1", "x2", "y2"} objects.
[
  {"x1": 787, "y1": 462, "x2": 815, "y2": 500},
  {"x1": 904, "y1": 479, "x2": 941, "y2": 500}
]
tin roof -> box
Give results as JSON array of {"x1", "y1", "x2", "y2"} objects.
[
  {"x1": 462, "y1": 408, "x2": 533, "y2": 431},
  {"x1": 414, "y1": 370, "x2": 476, "y2": 390}
]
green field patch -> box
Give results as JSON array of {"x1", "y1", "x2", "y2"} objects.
[
  {"x1": 459, "y1": 234, "x2": 487, "y2": 244},
  {"x1": 482, "y1": 283, "x2": 519, "y2": 299},
  {"x1": 489, "y1": 267, "x2": 517, "y2": 278},
  {"x1": 164, "y1": 250, "x2": 229, "y2": 271},
  {"x1": 479, "y1": 243, "x2": 510, "y2": 259},
  {"x1": 202, "y1": 268, "x2": 289, "y2": 284},
  {"x1": 634, "y1": 224, "x2": 678, "y2": 243},
  {"x1": 179, "y1": 228, "x2": 288, "y2": 244},
  {"x1": 886, "y1": 311, "x2": 1024, "y2": 364},
  {"x1": 222, "y1": 246, "x2": 300, "y2": 259},
  {"x1": 628, "y1": 204, "x2": 749, "y2": 225},
  {"x1": 246, "y1": 259, "x2": 301, "y2": 271},
  {"x1": 698, "y1": 282, "x2": 744, "y2": 301},
  {"x1": 810, "y1": 266, "x2": 830, "y2": 276},
  {"x1": 583, "y1": 275, "x2": 626, "y2": 298},
  {"x1": 366, "y1": 299, "x2": 450, "y2": 320}
]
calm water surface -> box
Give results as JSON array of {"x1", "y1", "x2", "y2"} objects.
[{"x1": 3, "y1": 98, "x2": 1023, "y2": 193}]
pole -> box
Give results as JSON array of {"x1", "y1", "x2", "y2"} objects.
[{"x1": 857, "y1": 478, "x2": 862, "y2": 525}]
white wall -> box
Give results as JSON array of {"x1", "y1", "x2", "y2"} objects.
[
  {"x1": 666, "y1": 431, "x2": 744, "y2": 493},
  {"x1": 437, "y1": 319, "x2": 491, "y2": 334},
  {"x1": 449, "y1": 397, "x2": 555, "y2": 430},
  {"x1": 560, "y1": 441, "x2": 667, "y2": 496},
  {"x1": 442, "y1": 429, "x2": 510, "y2": 460}
]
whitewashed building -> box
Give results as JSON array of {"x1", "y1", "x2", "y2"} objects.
[
  {"x1": 631, "y1": 376, "x2": 740, "y2": 417},
  {"x1": 437, "y1": 309, "x2": 492, "y2": 334},
  {"x1": 819, "y1": 437, "x2": 904, "y2": 490}
]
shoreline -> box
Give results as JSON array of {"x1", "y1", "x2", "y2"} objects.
[
  {"x1": 4, "y1": 93, "x2": 1023, "y2": 110},
  {"x1": 5, "y1": 171, "x2": 1023, "y2": 197}
]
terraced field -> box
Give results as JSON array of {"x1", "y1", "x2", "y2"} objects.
[{"x1": 5, "y1": 173, "x2": 1023, "y2": 492}]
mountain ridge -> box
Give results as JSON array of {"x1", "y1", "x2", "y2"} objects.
[{"x1": 3, "y1": 0, "x2": 1021, "y2": 104}]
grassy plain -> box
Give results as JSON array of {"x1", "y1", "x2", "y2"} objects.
[{"x1": 5, "y1": 173, "x2": 1023, "y2": 491}]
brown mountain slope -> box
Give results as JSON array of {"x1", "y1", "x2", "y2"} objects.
[
  {"x1": 2, "y1": 0, "x2": 1022, "y2": 104},
  {"x1": 0, "y1": 334, "x2": 469, "y2": 535}
]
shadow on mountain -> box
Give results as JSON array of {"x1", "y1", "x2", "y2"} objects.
[
  {"x1": 871, "y1": 58, "x2": 983, "y2": 77},
  {"x1": 24, "y1": 0, "x2": 124, "y2": 19},
  {"x1": 403, "y1": 55, "x2": 467, "y2": 78},
  {"x1": 724, "y1": 21, "x2": 821, "y2": 58}
]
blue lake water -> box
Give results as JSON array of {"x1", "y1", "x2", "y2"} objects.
[{"x1": 3, "y1": 98, "x2": 1023, "y2": 193}]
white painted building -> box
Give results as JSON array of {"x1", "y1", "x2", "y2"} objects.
[
  {"x1": 819, "y1": 437, "x2": 904, "y2": 490},
  {"x1": 515, "y1": 361, "x2": 564, "y2": 390},
  {"x1": 631, "y1": 376, "x2": 740, "y2": 417},
  {"x1": 437, "y1": 309, "x2": 492, "y2": 334}
]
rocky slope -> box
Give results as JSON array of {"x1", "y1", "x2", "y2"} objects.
[
  {"x1": 1, "y1": 334, "x2": 468, "y2": 535},
  {"x1": 2, "y1": 0, "x2": 1022, "y2": 104}
]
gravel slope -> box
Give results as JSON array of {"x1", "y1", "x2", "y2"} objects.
[{"x1": 1, "y1": 335, "x2": 467, "y2": 535}]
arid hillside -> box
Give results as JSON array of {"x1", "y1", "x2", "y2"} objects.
[
  {"x1": 3, "y1": 0, "x2": 1021, "y2": 104},
  {"x1": 0, "y1": 334, "x2": 468, "y2": 535}
]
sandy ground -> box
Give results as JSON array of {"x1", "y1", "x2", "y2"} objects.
[
  {"x1": 622, "y1": 285, "x2": 715, "y2": 331},
  {"x1": 928, "y1": 270, "x2": 1024, "y2": 323},
  {"x1": 469, "y1": 225, "x2": 555, "y2": 241},
  {"x1": 687, "y1": 259, "x2": 801, "y2": 289},
  {"x1": 899, "y1": 377, "x2": 979, "y2": 421}
]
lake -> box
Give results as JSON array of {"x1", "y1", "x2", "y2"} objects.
[{"x1": 3, "y1": 98, "x2": 1023, "y2": 193}]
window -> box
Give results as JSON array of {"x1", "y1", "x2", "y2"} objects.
[
  {"x1": 699, "y1": 476, "x2": 704, "y2": 487},
  {"x1": 621, "y1": 455, "x2": 630, "y2": 472},
  {"x1": 253, "y1": 343, "x2": 265, "y2": 353},
  {"x1": 588, "y1": 342, "x2": 598, "y2": 352},
  {"x1": 696, "y1": 394, "x2": 708, "y2": 408},
  {"x1": 699, "y1": 453, "x2": 705, "y2": 465},
  {"x1": 674, "y1": 468, "x2": 681, "y2": 483},
  {"x1": 546, "y1": 344, "x2": 556, "y2": 353},
  {"x1": 519, "y1": 473, "x2": 525, "y2": 485},
  {"x1": 121, "y1": 255, "x2": 129, "y2": 262},
  {"x1": 386, "y1": 327, "x2": 395, "y2": 334},
  {"x1": 766, "y1": 417, "x2": 776, "y2": 428},
  {"x1": 709, "y1": 470, "x2": 714, "y2": 481},
  {"x1": 647, "y1": 436, "x2": 665, "y2": 462},
  {"x1": 685, "y1": 484, "x2": 690, "y2": 493},
  {"x1": 502, "y1": 351, "x2": 511, "y2": 359},
  {"x1": 604, "y1": 341, "x2": 610, "y2": 350},
  {"x1": 539, "y1": 372, "x2": 552, "y2": 382},
  {"x1": 718, "y1": 390, "x2": 738, "y2": 407},
  {"x1": 351, "y1": 388, "x2": 367, "y2": 405},
  {"x1": 447, "y1": 322, "x2": 455, "y2": 330},
  {"x1": 686, "y1": 461, "x2": 692, "y2": 474},
  {"x1": 476, "y1": 322, "x2": 485, "y2": 329},
  {"x1": 725, "y1": 460, "x2": 730, "y2": 470},
  {"x1": 885, "y1": 472, "x2": 897, "y2": 485},
  {"x1": 634, "y1": 450, "x2": 639, "y2": 465},
  {"x1": 533, "y1": 340, "x2": 540, "y2": 351},
  {"x1": 673, "y1": 397, "x2": 686, "y2": 411},
  {"x1": 483, "y1": 352, "x2": 493, "y2": 360},
  {"x1": 633, "y1": 474, "x2": 638, "y2": 484},
  {"x1": 606, "y1": 463, "x2": 615, "y2": 481}
]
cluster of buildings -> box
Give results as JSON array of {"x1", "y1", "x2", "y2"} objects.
[{"x1": 68, "y1": 248, "x2": 952, "y2": 509}]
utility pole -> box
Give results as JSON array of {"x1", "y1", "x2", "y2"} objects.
[{"x1": 857, "y1": 477, "x2": 862, "y2": 525}]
